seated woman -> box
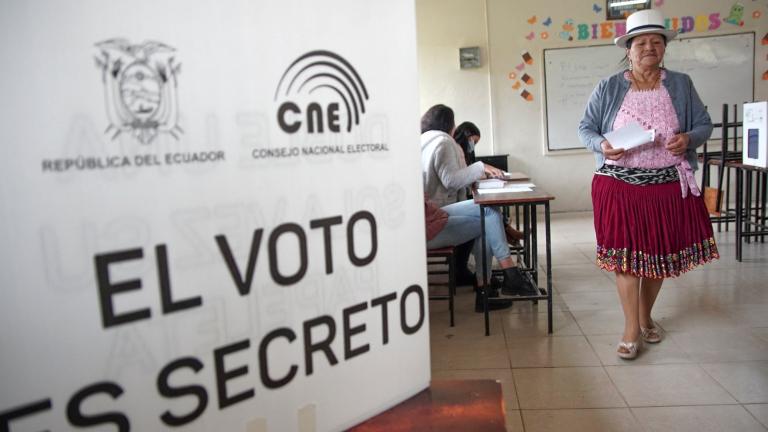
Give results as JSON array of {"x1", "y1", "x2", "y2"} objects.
[
  {"x1": 452, "y1": 121, "x2": 481, "y2": 167},
  {"x1": 452, "y1": 121, "x2": 524, "y2": 244},
  {"x1": 421, "y1": 105, "x2": 503, "y2": 208},
  {"x1": 421, "y1": 106, "x2": 504, "y2": 286},
  {"x1": 425, "y1": 197, "x2": 538, "y2": 312}
]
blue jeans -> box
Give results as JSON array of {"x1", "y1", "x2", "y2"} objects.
[{"x1": 426, "y1": 200, "x2": 510, "y2": 279}]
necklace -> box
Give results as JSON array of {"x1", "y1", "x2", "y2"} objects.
[{"x1": 629, "y1": 70, "x2": 660, "y2": 91}]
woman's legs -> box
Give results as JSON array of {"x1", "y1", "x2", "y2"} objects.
[
  {"x1": 426, "y1": 200, "x2": 511, "y2": 277},
  {"x1": 615, "y1": 273, "x2": 665, "y2": 356},
  {"x1": 472, "y1": 208, "x2": 536, "y2": 296},
  {"x1": 470, "y1": 206, "x2": 514, "y2": 281},
  {"x1": 639, "y1": 277, "x2": 663, "y2": 329},
  {"x1": 426, "y1": 200, "x2": 515, "y2": 310},
  {"x1": 615, "y1": 272, "x2": 641, "y2": 344},
  {"x1": 426, "y1": 200, "x2": 530, "y2": 296},
  {"x1": 426, "y1": 201, "x2": 482, "y2": 251}
]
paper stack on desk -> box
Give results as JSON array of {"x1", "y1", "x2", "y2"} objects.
[
  {"x1": 503, "y1": 171, "x2": 529, "y2": 181},
  {"x1": 476, "y1": 184, "x2": 534, "y2": 194},
  {"x1": 604, "y1": 121, "x2": 655, "y2": 150},
  {"x1": 477, "y1": 179, "x2": 506, "y2": 189}
]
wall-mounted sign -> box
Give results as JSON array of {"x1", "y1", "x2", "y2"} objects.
[
  {"x1": 0, "y1": 1, "x2": 429, "y2": 431},
  {"x1": 459, "y1": 47, "x2": 481, "y2": 69},
  {"x1": 606, "y1": 0, "x2": 651, "y2": 20}
]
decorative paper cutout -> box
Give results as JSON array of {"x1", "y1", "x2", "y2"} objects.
[
  {"x1": 723, "y1": 2, "x2": 745, "y2": 25},
  {"x1": 515, "y1": 62, "x2": 525, "y2": 71},
  {"x1": 560, "y1": 19, "x2": 575, "y2": 41},
  {"x1": 508, "y1": 72, "x2": 517, "y2": 80},
  {"x1": 527, "y1": 15, "x2": 537, "y2": 24},
  {"x1": 521, "y1": 73, "x2": 534, "y2": 85},
  {"x1": 593, "y1": 3, "x2": 602, "y2": 13},
  {"x1": 654, "y1": 0, "x2": 664, "y2": 6},
  {"x1": 763, "y1": 70, "x2": 768, "y2": 81},
  {"x1": 520, "y1": 89, "x2": 534, "y2": 101},
  {"x1": 527, "y1": 9, "x2": 759, "y2": 44},
  {"x1": 543, "y1": 17, "x2": 552, "y2": 26},
  {"x1": 762, "y1": 32, "x2": 768, "y2": 45},
  {"x1": 511, "y1": 81, "x2": 521, "y2": 90},
  {"x1": 522, "y1": 51, "x2": 533, "y2": 65}
]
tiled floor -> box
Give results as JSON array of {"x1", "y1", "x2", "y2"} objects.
[{"x1": 429, "y1": 211, "x2": 768, "y2": 432}]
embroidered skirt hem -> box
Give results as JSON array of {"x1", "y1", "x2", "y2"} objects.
[{"x1": 592, "y1": 174, "x2": 719, "y2": 279}]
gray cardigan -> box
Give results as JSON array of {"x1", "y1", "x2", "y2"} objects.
[
  {"x1": 421, "y1": 130, "x2": 484, "y2": 207},
  {"x1": 578, "y1": 69, "x2": 713, "y2": 170}
]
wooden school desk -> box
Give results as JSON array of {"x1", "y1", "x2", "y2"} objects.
[{"x1": 473, "y1": 178, "x2": 555, "y2": 336}]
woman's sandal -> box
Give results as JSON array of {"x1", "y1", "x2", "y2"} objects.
[
  {"x1": 617, "y1": 340, "x2": 641, "y2": 360},
  {"x1": 640, "y1": 321, "x2": 664, "y2": 344}
]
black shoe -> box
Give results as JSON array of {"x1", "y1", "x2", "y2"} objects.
[
  {"x1": 473, "y1": 279, "x2": 501, "y2": 297},
  {"x1": 456, "y1": 270, "x2": 476, "y2": 286},
  {"x1": 487, "y1": 285, "x2": 501, "y2": 298},
  {"x1": 474, "y1": 288, "x2": 513, "y2": 312},
  {"x1": 502, "y1": 267, "x2": 538, "y2": 296}
]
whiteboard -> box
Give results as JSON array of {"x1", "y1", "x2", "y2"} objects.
[{"x1": 543, "y1": 32, "x2": 755, "y2": 151}]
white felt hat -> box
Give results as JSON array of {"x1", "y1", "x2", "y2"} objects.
[{"x1": 614, "y1": 9, "x2": 677, "y2": 48}]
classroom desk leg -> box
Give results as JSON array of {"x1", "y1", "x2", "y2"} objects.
[
  {"x1": 747, "y1": 170, "x2": 753, "y2": 244},
  {"x1": 480, "y1": 204, "x2": 490, "y2": 336},
  {"x1": 761, "y1": 172, "x2": 767, "y2": 243},
  {"x1": 531, "y1": 205, "x2": 539, "y2": 286},
  {"x1": 477, "y1": 200, "x2": 554, "y2": 335},
  {"x1": 545, "y1": 201, "x2": 553, "y2": 335},
  {"x1": 523, "y1": 205, "x2": 531, "y2": 269},
  {"x1": 736, "y1": 167, "x2": 743, "y2": 262}
]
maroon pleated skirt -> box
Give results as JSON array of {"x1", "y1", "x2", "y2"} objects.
[{"x1": 591, "y1": 174, "x2": 719, "y2": 278}]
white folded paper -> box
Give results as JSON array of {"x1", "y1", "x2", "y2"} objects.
[
  {"x1": 502, "y1": 185, "x2": 533, "y2": 192},
  {"x1": 477, "y1": 179, "x2": 505, "y2": 189},
  {"x1": 604, "y1": 122, "x2": 655, "y2": 150},
  {"x1": 476, "y1": 186, "x2": 532, "y2": 194}
]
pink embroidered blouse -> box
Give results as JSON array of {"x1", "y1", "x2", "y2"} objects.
[{"x1": 607, "y1": 70, "x2": 700, "y2": 197}]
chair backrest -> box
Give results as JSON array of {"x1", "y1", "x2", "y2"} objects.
[{"x1": 476, "y1": 155, "x2": 509, "y2": 172}]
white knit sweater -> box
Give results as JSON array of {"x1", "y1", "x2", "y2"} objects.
[{"x1": 420, "y1": 130, "x2": 484, "y2": 208}]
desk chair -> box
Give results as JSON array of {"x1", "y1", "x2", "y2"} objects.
[
  {"x1": 426, "y1": 246, "x2": 456, "y2": 327},
  {"x1": 700, "y1": 104, "x2": 741, "y2": 231}
]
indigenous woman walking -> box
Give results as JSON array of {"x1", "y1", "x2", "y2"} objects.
[{"x1": 578, "y1": 10, "x2": 719, "y2": 359}]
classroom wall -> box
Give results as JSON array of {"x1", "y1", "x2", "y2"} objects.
[
  {"x1": 416, "y1": 0, "x2": 768, "y2": 212},
  {"x1": 415, "y1": 0, "x2": 494, "y2": 152}
]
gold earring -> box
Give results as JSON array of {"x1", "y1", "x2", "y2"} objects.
[{"x1": 628, "y1": 59, "x2": 633, "y2": 71}]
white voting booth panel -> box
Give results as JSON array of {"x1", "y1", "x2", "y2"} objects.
[
  {"x1": 743, "y1": 102, "x2": 768, "y2": 168},
  {"x1": 0, "y1": 1, "x2": 429, "y2": 431}
]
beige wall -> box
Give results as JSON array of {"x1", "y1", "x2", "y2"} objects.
[
  {"x1": 415, "y1": 0, "x2": 495, "y2": 152},
  {"x1": 416, "y1": 0, "x2": 768, "y2": 211}
]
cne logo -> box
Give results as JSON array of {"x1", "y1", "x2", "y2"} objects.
[
  {"x1": 94, "y1": 39, "x2": 183, "y2": 144},
  {"x1": 274, "y1": 50, "x2": 369, "y2": 134}
]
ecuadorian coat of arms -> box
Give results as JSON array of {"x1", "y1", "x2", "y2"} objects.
[{"x1": 94, "y1": 39, "x2": 183, "y2": 144}]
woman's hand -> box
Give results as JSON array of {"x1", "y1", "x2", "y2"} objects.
[
  {"x1": 483, "y1": 163, "x2": 504, "y2": 179},
  {"x1": 601, "y1": 140, "x2": 624, "y2": 160},
  {"x1": 665, "y1": 133, "x2": 689, "y2": 156}
]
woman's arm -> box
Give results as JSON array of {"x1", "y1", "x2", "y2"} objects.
[
  {"x1": 684, "y1": 75, "x2": 713, "y2": 149},
  {"x1": 433, "y1": 142, "x2": 484, "y2": 190},
  {"x1": 578, "y1": 79, "x2": 608, "y2": 154}
]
